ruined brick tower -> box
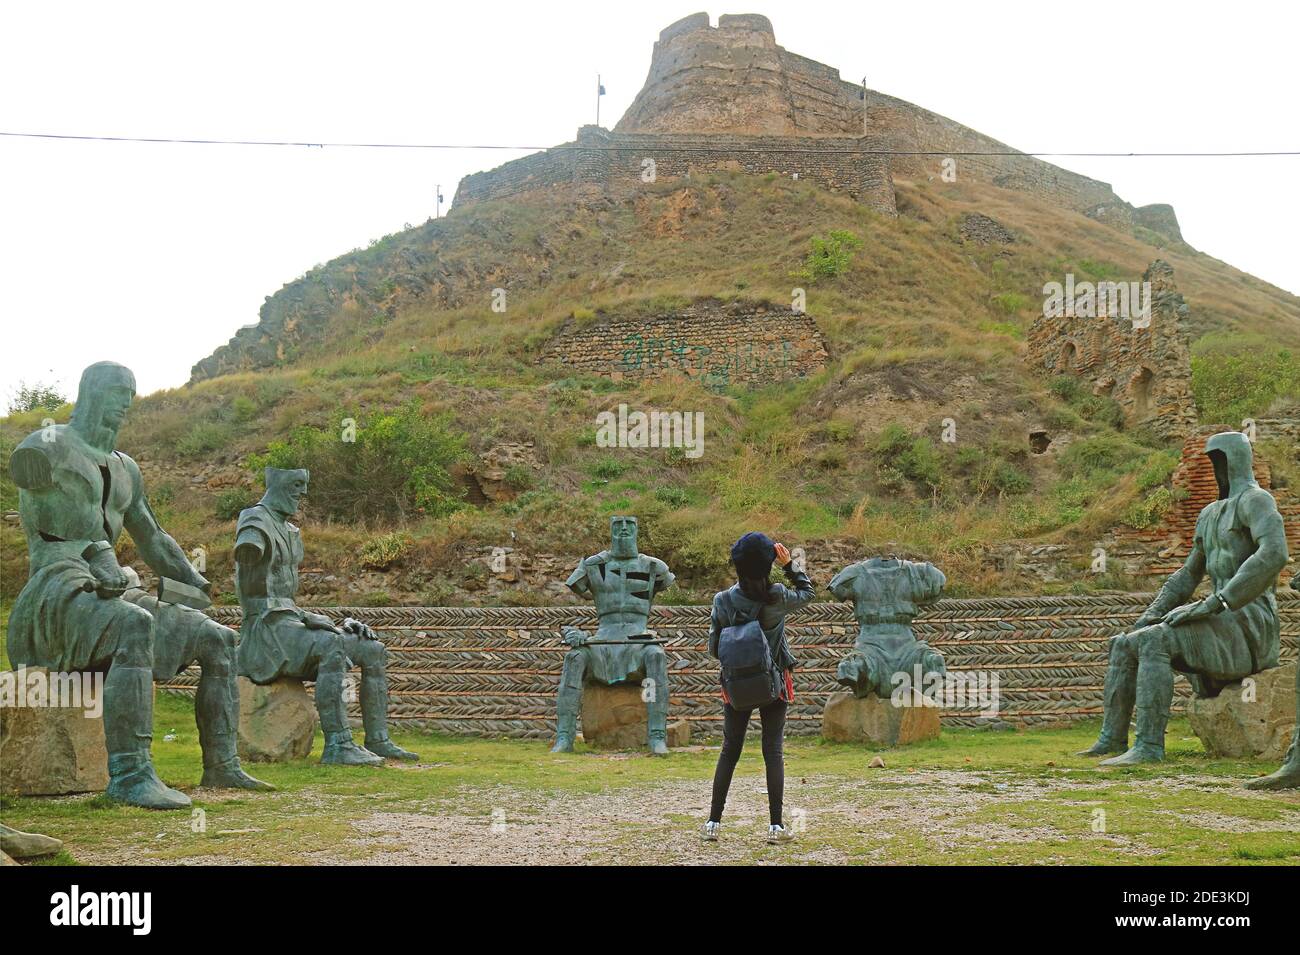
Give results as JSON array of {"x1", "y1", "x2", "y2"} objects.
[{"x1": 1026, "y1": 260, "x2": 1198, "y2": 440}]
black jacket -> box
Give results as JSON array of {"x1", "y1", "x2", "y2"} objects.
[{"x1": 708, "y1": 564, "x2": 815, "y2": 672}]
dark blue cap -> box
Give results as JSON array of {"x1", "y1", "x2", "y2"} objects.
[{"x1": 731, "y1": 531, "x2": 776, "y2": 579}]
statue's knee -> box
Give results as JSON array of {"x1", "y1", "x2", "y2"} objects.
[
  {"x1": 318, "y1": 636, "x2": 348, "y2": 672},
  {"x1": 113, "y1": 609, "x2": 154, "y2": 667},
  {"x1": 1108, "y1": 633, "x2": 1136, "y2": 664},
  {"x1": 197, "y1": 622, "x2": 236, "y2": 668},
  {"x1": 357, "y1": 640, "x2": 387, "y2": 670}
]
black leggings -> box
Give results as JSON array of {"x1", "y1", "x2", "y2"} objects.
[{"x1": 708, "y1": 699, "x2": 787, "y2": 826}]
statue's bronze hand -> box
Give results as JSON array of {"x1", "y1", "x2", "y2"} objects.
[
  {"x1": 561, "y1": 626, "x2": 587, "y2": 648},
  {"x1": 1162, "y1": 599, "x2": 1213, "y2": 628},
  {"x1": 342, "y1": 618, "x2": 377, "y2": 640},
  {"x1": 86, "y1": 548, "x2": 130, "y2": 598},
  {"x1": 302, "y1": 611, "x2": 341, "y2": 632}
]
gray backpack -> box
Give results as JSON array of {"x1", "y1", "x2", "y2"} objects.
[{"x1": 718, "y1": 618, "x2": 781, "y2": 708}]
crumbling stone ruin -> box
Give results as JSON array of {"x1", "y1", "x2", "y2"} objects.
[
  {"x1": 538, "y1": 299, "x2": 829, "y2": 390},
  {"x1": 1026, "y1": 260, "x2": 1198, "y2": 439},
  {"x1": 959, "y1": 213, "x2": 1016, "y2": 245}
]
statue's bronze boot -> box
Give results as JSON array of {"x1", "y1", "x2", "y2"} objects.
[
  {"x1": 1078, "y1": 653, "x2": 1135, "y2": 756},
  {"x1": 1101, "y1": 649, "x2": 1171, "y2": 767},
  {"x1": 106, "y1": 754, "x2": 192, "y2": 809},
  {"x1": 365, "y1": 736, "x2": 419, "y2": 760},
  {"x1": 321, "y1": 731, "x2": 385, "y2": 766},
  {"x1": 103, "y1": 666, "x2": 191, "y2": 809},
  {"x1": 1245, "y1": 743, "x2": 1300, "y2": 790},
  {"x1": 197, "y1": 660, "x2": 274, "y2": 789},
  {"x1": 360, "y1": 672, "x2": 418, "y2": 760},
  {"x1": 647, "y1": 729, "x2": 670, "y2": 756},
  {"x1": 201, "y1": 758, "x2": 275, "y2": 790}
]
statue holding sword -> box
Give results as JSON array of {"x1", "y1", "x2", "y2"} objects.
[{"x1": 7, "y1": 361, "x2": 271, "y2": 809}]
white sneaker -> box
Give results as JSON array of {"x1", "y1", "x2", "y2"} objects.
[
  {"x1": 701, "y1": 821, "x2": 720, "y2": 842},
  {"x1": 767, "y1": 824, "x2": 794, "y2": 844}
]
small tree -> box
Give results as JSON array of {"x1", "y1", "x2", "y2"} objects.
[
  {"x1": 797, "y1": 230, "x2": 863, "y2": 282},
  {"x1": 7, "y1": 381, "x2": 66, "y2": 415}
]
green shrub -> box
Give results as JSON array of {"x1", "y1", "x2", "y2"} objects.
[
  {"x1": 177, "y1": 421, "x2": 233, "y2": 458},
  {"x1": 873, "y1": 424, "x2": 943, "y2": 492},
  {"x1": 990, "y1": 292, "x2": 1031, "y2": 315},
  {"x1": 230, "y1": 396, "x2": 257, "y2": 422},
  {"x1": 796, "y1": 230, "x2": 863, "y2": 282},
  {"x1": 1059, "y1": 434, "x2": 1146, "y2": 477},
  {"x1": 654, "y1": 486, "x2": 691, "y2": 508},
  {"x1": 504, "y1": 464, "x2": 536, "y2": 491},
  {"x1": 590, "y1": 457, "x2": 629, "y2": 480},
  {"x1": 1135, "y1": 450, "x2": 1179, "y2": 491},
  {"x1": 1124, "y1": 487, "x2": 1175, "y2": 529},
  {"x1": 360, "y1": 532, "x2": 413, "y2": 570},
  {"x1": 214, "y1": 488, "x2": 253, "y2": 520},
  {"x1": 1192, "y1": 334, "x2": 1300, "y2": 423},
  {"x1": 248, "y1": 403, "x2": 469, "y2": 521}
]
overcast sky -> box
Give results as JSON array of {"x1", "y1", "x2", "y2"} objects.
[{"x1": 3, "y1": 0, "x2": 1296, "y2": 400}]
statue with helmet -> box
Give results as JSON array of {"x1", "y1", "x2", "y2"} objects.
[{"x1": 1080, "y1": 431, "x2": 1290, "y2": 765}]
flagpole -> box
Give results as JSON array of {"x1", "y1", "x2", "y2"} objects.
[{"x1": 596, "y1": 73, "x2": 602, "y2": 127}]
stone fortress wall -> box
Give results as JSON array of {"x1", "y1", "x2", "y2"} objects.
[
  {"x1": 537, "y1": 299, "x2": 830, "y2": 390},
  {"x1": 453, "y1": 13, "x2": 1181, "y2": 235},
  {"x1": 453, "y1": 126, "x2": 898, "y2": 215}
]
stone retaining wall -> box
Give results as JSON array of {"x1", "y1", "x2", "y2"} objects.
[
  {"x1": 538, "y1": 299, "x2": 829, "y2": 389},
  {"x1": 164, "y1": 591, "x2": 1300, "y2": 739}
]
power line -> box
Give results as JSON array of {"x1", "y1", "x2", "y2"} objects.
[{"x1": 1, "y1": 130, "x2": 1296, "y2": 158}]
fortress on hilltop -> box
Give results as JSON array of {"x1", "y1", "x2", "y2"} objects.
[{"x1": 455, "y1": 12, "x2": 1182, "y2": 240}]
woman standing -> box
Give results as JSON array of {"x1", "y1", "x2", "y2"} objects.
[{"x1": 703, "y1": 532, "x2": 815, "y2": 844}]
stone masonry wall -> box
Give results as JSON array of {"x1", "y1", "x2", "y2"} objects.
[
  {"x1": 170, "y1": 593, "x2": 1300, "y2": 738},
  {"x1": 453, "y1": 126, "x2": 897, "y2": 214},
  {"x1": 537, "y1": 299, "x2": 829, "y2": 390}
]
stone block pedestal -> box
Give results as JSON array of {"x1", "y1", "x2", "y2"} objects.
[
  {"x1": 0, "y1": 667, "x2": 109, "y2": 795},
  {"x1": 1188, "y1": 662, "x2": 1296, "y2": 760},
  {"x1": 237, "y1": 677, "x2": 318, "y2": 762},
  {"x1": 580, "y1": 683, "x2": 689, "y2": 750},
  {"x1": 822, "y1": 690, "x2": 941, "y2": 746}
]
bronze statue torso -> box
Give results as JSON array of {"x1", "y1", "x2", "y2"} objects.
[
  {"x1": 235, "y1": 504, "x2": 304, "y2": 610},
  {"x1": 14, "y1": 426, "x2": 134, "y2": 568}
]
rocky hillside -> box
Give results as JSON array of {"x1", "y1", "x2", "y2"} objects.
[{"x1": 3, "y1": 14, "x2": 1298, "y2": 608}]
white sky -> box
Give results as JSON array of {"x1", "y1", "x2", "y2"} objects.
[{"x1": 2, "y1": 0, "x2": 1297, "y2": 399}]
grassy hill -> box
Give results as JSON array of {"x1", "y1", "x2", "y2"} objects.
[{"x1": 3, "y1": 170, "x2": 1298, "y2": 606}]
